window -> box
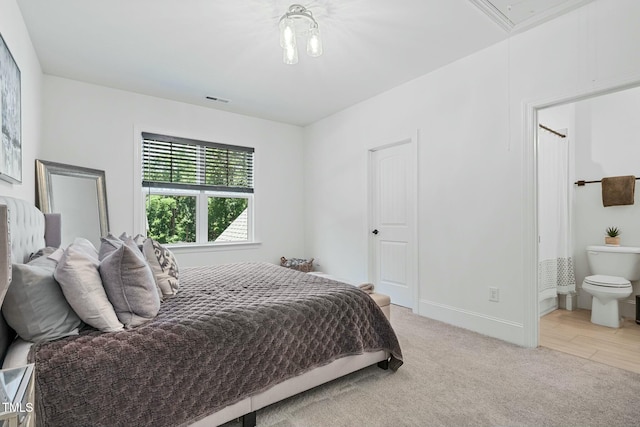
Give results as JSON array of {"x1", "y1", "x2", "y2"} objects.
[{"x1": 141, "y1": 132, "x2": 254, "y2": 245}]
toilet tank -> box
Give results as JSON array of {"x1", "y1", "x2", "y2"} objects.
[{"x1": 586, "y1": 245, "x2": 640, "y2": 280}]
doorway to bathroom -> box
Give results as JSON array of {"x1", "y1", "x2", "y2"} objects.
[{"x1": 533, "y1": 84, "x2": 640, "y2": 372}]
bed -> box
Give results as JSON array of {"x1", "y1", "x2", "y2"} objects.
[{"x1": 0, "y1": 196, "x2": 402, "y2": 427}]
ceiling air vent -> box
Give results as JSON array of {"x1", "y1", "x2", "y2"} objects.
[
  {"x1": 206, "y1": 96, "x2": 230, "y2": 104},
  {"x1": 469, "y1": 0, "x2": 594, "y2": 33}
]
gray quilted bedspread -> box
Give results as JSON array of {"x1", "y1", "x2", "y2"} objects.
[{"x1": 30, "y1": 262, "x2": 402, "y2": 427}]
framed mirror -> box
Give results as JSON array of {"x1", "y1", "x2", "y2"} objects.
[{"x1": 36, "y1": 159, "x2": 109, "y2": 248}]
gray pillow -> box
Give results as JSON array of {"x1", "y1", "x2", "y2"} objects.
[
  {"x1": 133, "y1": 234, "x2": 146, "y2": 251},
  {"x1": 100, "y1": 238, "x2": 160, "y2": 328},
  {"x1": 98, "y1": 233, "x2": 123, "y2": 261},
  {"x1": 143, "y1": 238, "x2": 180, "y2": 298},
  {"x1": 100, "y1": 233, "x2": 163, "y2": 301},
  {"x1": 54, "y1": 242, "x2": 124, "y2": 332},
  {"x1": 2, "y1": 256, "x2": 82, "y2": 343}
]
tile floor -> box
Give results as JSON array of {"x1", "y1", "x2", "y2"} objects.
[{"x1": 540, "y1": 308, "x2": 640, "y2": 374}]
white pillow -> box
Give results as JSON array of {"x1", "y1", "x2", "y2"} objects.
[
  {"x1": 54, "y1": 241, "x2": 124, "y2": 332},
  {"x1": 71, "y1": 237, "x2": 100, "y2": 259},
  {"x1": 142, "y1": 238, "x2": 180, "y2": 298}
]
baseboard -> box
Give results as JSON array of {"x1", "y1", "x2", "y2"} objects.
[
  {"x1": 539, "y1": 304, "x2": 557, "y2": 317},
  {"x1": 539, "y1": 297, "x2": 558, "y2": 317},
  {"x1": 418, "y1": 299, "x2": 525, "y2": 346}
]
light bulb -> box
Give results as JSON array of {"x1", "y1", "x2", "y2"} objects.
[
  {"x1": 280, "y1": 18, "x2": 296, "y2": 49},
  {"x1": 307, "y1": 26, "x2": 323, "y2": 57},
  {"x1": 283, "y1": 45, "x2": 298, "y2": 65}
]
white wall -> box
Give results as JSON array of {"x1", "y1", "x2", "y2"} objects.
[
  {"x1": 303, "y1": 0, "x2": 640, "y2": 345},
  {"x1": 41, "y1": 76, "x2": 305, "y2": 267},
  {"x1": 0, "y1": 0, "x2": 43, "y2": 202}
]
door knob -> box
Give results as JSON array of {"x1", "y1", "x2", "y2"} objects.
[{"x1": 372, "y1": 229, "x2": 379, "y2": 235}]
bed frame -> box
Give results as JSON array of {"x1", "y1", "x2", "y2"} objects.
[{"x1": 0, "y1": 196, "x2": 389, "y2": 427}]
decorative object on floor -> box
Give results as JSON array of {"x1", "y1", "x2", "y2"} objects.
[
  {"x1": 605, "y1": 226, "x2": 621, "y2": 246},
  {"x1": 280, "y1": 256, "x2": 314, "y2": 272},
  {"x1": 601, "y1": 175, "x2": 635, "y2": 207},
  {"x1": 0, "y1": 33, "x2": 21, "y2": 184},
  {"x1": 279, "y1": 4, "x2": 323, "y2": 65}
]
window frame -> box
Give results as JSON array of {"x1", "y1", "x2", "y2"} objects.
[
  {"x1": 138, "y1": 131, "x2": 256, "y2": 248},
  {"x1": 142, "y1": 188, "x2": 254, "y2": 245}
]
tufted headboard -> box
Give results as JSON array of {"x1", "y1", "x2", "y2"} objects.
[{"x1": 0, "y1": 196, "x2": 61, "y2": 362}]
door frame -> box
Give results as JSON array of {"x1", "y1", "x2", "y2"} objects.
[
  {"x1": 367, "y1": 131, "x2": 420, "y2": 313},
  {"x1": 523, "y1": 74, "x2": 640, "y2": 348}
]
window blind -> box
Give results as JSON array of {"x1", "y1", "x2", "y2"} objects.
[{"x1": 141, "y1": 132, "x2": 254, "y2": 193}]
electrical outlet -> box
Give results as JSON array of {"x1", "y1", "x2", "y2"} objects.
[{"x1": 489, "y1": 287, "x2": 499, "y2": 302}]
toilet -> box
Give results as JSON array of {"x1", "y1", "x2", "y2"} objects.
[{"x1": 583, "y1": 245, "x2": 640, "y2": 328}]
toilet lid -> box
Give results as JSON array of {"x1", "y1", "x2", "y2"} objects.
[{"x1": 584, "y1": 275, "x2": 631, "y2": 288}]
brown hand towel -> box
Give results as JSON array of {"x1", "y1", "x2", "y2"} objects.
[{"x1": 602, "y1": 175, "x2": 636, "y2": 207}]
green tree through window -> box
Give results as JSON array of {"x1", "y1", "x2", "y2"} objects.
[
  {"x1": 208, "y1": 197, "x2": 248, "y2": 241},
  {"x1": 146, "y1": 195, "x2": 196, "y2": 244}
]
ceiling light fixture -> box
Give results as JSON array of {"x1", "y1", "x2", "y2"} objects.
[{"x1": 279, "y1": 4, "x2": 323, "y2": 65}]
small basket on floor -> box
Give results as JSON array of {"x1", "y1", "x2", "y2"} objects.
[{"x1": 280, "y1": 256, "x2": 314, "y2": 272}]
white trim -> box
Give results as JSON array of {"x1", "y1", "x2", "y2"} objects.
[
  {"x1": 132, "y1": 124, "x2": 144, "y2": 236},
  {"x1": 419, "y1": 299, "x2": 525, "y2": 345},
  {"x1": 522, "y1": 73, "x2": 640, "y2": 349},
  {"x1": 196, "y1": 191, "x2": 208, "y2": 243},
  {"x1": 367, "y1": 132, "x2": 420, "y2": 313},
  {"x1": 168, "y1": 241, "x2": 262, "y2": 253},
  {"x1": 522, "y1": 100, "x2": 539, "y2": 348},
  {"x1": 469, "y1": 0, "x2": 595, "y2": 34},
  {"x1": 412, "y1": 130, "x2": 420, "y2": 314}
]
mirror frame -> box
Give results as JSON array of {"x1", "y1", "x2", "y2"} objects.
[{"x1": 35, "y1": 159, "x2": 110, "y2": 239}]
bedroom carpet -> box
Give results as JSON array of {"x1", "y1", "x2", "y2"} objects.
[{"x1": 222, "y1": 305, "x2": 640, "y2": 427}]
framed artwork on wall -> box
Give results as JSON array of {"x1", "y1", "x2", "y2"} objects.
[{"x1": 0, "y1": 33, "x2": 21, "y2": 184}]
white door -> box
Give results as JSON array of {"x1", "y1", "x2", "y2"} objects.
[{"x1": 370, "y1": 141, "x2": 416, "y2": 308}]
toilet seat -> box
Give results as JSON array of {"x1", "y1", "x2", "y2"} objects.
[{"x1": 584, "y1": 274, "x2": 631, "y2": 288}]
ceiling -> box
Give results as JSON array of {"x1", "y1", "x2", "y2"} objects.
[{"x1": 16, "y1": 0, "x2": 591, "y2": 126}]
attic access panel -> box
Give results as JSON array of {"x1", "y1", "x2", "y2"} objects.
[{"x1": 470, "y1": 0, "x2": 595, "y2": 33}]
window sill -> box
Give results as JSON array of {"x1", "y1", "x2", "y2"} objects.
[{"x1": 165, "y1": 241, "x2": 262, "y2": 253}]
